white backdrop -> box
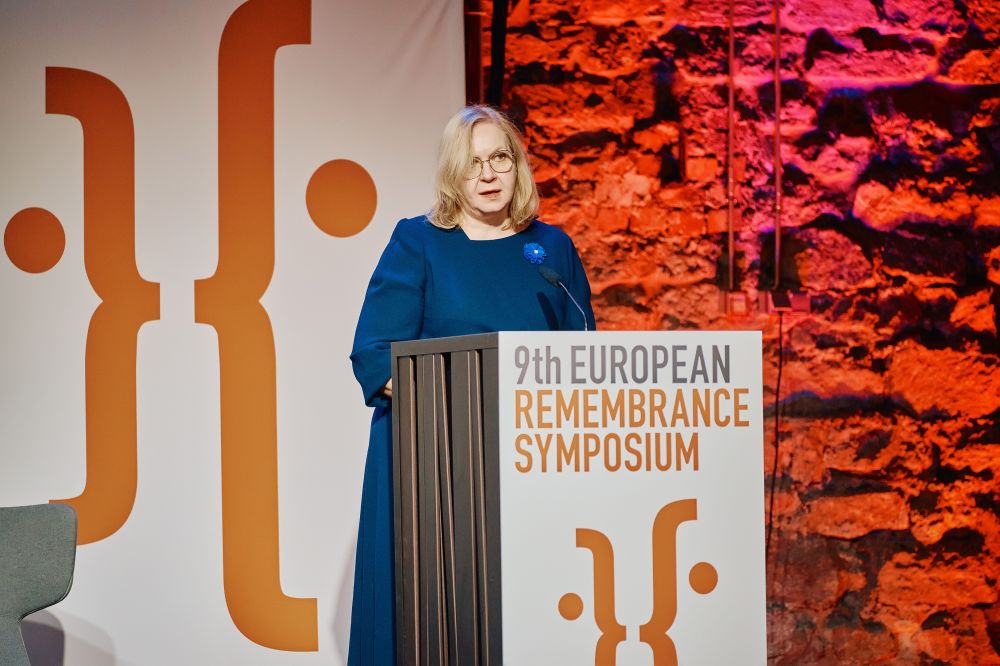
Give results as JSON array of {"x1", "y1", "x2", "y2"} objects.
[{"x1": 0, "y1": 0, "x2": 464, "y2": 663}]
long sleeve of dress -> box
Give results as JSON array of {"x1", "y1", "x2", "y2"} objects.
[
  {"x1": 350, "y1": 220, "x2": 426, "y2": 407},
  {"x1": 565, "y1": 238, "x2": 597, "y2": 330}
]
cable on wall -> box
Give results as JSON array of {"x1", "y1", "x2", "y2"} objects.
[
  {"x1": 726, "y1": 0, "x2": 736, "y2": 292},
  {"x1": 486, "y1": 0, "x2": 509, "y2": 106},
  {"x1": 766, "y1": 311, "x2": 784, "y2": 556},
  {"x1": 771, "y1": 0, "x2": 783, "y2": 289}
]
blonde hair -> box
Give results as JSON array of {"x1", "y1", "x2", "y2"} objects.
[{"x1": 428, "y1": 105, "x2": 539, "y2": 231}]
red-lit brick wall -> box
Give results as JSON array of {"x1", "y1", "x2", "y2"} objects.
[{"x1": 479, "y1": 0, "x2": 1000, "y2": 662}]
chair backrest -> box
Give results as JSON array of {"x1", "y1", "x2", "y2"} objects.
[{"x1": 0, "y1": 504, "x2": 77, "y2": 666}]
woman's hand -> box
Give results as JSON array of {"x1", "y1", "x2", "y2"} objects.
[{"x1": 382, "y1": 379, "x2": 393, "y2": 398}]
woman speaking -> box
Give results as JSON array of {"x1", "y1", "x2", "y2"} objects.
[{"x1": 348, "y1": 105, "x2": 595, "y2": 664}]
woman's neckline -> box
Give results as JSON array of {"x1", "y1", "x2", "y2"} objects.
[{"x1": 457, "y1": 219, "x2": 535, "y2": 242}]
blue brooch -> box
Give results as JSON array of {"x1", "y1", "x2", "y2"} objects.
[{"x1": 523, "y1": 242, "x2": 547, "y2": 264}]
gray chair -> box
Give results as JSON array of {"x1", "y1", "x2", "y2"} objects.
[{"x1": 0, "y1": 504, "x2": 77, "y2": 666}]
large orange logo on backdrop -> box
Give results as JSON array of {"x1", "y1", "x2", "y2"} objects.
[
  {"x1": 3, "y1": 0, "x2": 377, "y2": 651},
  {"x1": 6, "y1": 67, "x2": 160, "y2": 544},
  {"x1": 558, "y1": 499, "x2": 719, "y2": 665}
]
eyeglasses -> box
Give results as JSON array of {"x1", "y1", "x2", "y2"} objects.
[{"x1": 465, "y1": 150, "x2": 515, "y2": 179}]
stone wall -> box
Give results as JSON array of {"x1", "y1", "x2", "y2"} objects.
[{"x1": 480, "y1": 0, "x2": 1000, "y2": 662}]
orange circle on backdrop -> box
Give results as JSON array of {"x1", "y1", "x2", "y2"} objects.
[
  {"x1": 689, "y1": 561, "x2": 718, "y2": 594},
  {"x1": 4, "y1": 207, "x2": 65, "y2": 273},
  {"x1": 306, "y1": 159, "x2": 377, "y2": 238},
  {"x1": 558, "y1": 592, "x2": 584, "y2": 620}
]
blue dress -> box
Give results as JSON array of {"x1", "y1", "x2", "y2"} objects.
[{"x1": 348, "y1": 215, "x2": 595, "y2": 665}]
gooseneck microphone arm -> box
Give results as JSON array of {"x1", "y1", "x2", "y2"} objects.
[{"x1": 538, "y1": 266, "x2": 589, "y2": 331}]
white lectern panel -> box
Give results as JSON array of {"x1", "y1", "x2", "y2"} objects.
[{"x1": 498, "y1": 331, "x2": 766, "y2": 665}]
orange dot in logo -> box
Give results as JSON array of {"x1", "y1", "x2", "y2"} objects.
[
  {"x1": 558, "y1": 592, "x2": 584, "y2": 620},
  {"x1": 4, "y1": 207, "x2": 65, "y2": 273},
  {"x1": 689, "y1": 561, "x2": 718, "y2": 595},
  {"x1": 306, "y1": 159, "x2": 377, "y2": 238}
]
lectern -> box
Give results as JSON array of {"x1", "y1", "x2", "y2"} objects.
[
  {"x1": 391, "y1": 333, "x2": 501, "y2": 666},
  {"x1": 392, "y1": 331, "x2": 766, "y2": 666}
]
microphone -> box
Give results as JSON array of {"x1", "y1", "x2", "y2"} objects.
[{"x1": 538, "y1": 266, "x2": 589, "y2": 331}]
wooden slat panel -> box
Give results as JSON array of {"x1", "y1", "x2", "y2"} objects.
[
  {"x1": 467, "y1": 350, "x2": 491, "y2": 664},
  {"x1": 393, "y1": 356, "x2": 420, "y2": 665},
  {"x1": 449, "y1": 350, "x2": 481, "y2": 664},
  {"x1": 433, "y1": 354, "x2": 458, "y2": 664},
  {"x1": 417, "y1": 354, "x2": 443, "y2": 665},
  {"x1": 480, "y1": 346, "x2": 502, "y2": 666},
  {"x1": 393, "y1": 335, "x2": 503, "y2": 666}
]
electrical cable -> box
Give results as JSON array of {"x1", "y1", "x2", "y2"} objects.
[
  {"x1": 766, "y1": 311, "x2": 784, "y2": 556},
  {"x1": 486, "y1": 0, "x2": 509, "y2": 106}
]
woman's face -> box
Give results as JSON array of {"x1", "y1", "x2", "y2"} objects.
[{"x1": 462, "y1": 121, "x2": 516, "y2": 223}]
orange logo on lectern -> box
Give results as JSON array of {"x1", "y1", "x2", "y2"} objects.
[
  {"x1": 559, "y1": 499, "x2": 718, "y2": 666},
  {"x1": 4, "y1": 0, "x2": 377, "y2": 652}
]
